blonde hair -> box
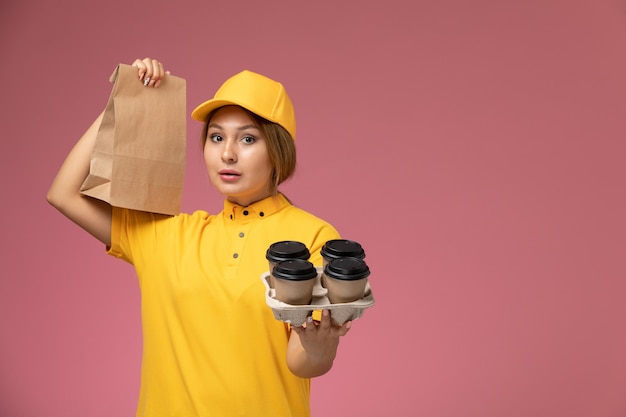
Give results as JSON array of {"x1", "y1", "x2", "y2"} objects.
[{"x1": 201, "y1": 106, "x2": 297, "y2": 194}]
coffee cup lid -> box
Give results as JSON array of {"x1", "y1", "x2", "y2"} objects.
[
  {"x1": 266, "y1": 241, "x2": 310, "y2": 263},
  {"x1": 272, "y1": 259, "x2": 318, "y2": 281},
  {"x1": 320, "y1": 239, "x2": 365, "y2": 260},
  {"x1": 324, "y1": 257, "x2": 370, "y2": 281}
]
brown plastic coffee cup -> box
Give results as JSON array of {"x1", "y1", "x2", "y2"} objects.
[
  {"x1": 320, "y1": 239, "x2": 366, "y2": 268},
  {"x1": 266, "y1": 241, "x2": 310, "y2": 288},
  {"x1": 323, "y1": 257, "x2": 370, "y2": 304},
  {"x1": 272, "y1": 259, "x2": 318, "y2": 305}
]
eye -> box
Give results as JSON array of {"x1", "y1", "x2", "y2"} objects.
[
  {"x1": 209, "y1": 133, "x2": 223, "y2": 143},
  {"x1": 241, "y1": 135, "x2": 256, "y2": 144}
]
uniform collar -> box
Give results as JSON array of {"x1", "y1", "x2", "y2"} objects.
[{"x1": 223, "y1": 193, "x2": 291, "y2": 221}]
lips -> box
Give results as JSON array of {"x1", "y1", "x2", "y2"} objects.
[{"x1": 218, "y1": 169, "x2": 241, "y2": 182}]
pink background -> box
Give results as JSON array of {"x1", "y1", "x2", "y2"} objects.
[{"x1": 1, "y1": 1, "x2": 625, "y2": 416}]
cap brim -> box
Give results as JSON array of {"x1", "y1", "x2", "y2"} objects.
[{"x1": 191, "y1": 98, "x2": 248, "y2": 122}]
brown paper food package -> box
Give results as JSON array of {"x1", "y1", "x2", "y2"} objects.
[{"x1": 80, "y1": 64, "x2": 186, "y2": 215}]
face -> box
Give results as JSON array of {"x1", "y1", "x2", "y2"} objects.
[{"x1": 204, "y1": 106, "x2": 273, "y2": 206}]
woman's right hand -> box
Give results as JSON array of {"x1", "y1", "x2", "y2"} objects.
[{"x1": 131, "y1": 57, "x2": 171, "y2": 87}]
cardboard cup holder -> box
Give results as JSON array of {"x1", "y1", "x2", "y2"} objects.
[{"x1": 261, "y1": 266, "x2": 375, "y2": 326}]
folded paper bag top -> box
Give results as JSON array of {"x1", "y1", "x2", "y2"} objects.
[{"x1": 80, "y1": 64, "x2": 187, "y2": 215}]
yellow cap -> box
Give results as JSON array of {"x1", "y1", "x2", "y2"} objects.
[{"x1": 191, "y1": 70, "x2": 296, "y2": 140}]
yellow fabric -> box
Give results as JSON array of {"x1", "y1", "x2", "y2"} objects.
[{"x1": 108, "y1": 194, "x2": 340, "y2": 417}]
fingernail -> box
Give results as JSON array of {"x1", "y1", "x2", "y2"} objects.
[
  {"x1": 307, "y1": 316, "x2": 313, "y2": 323},
  {"x1": 323, "y1": 309, "x2": 329, "y2": 317}
]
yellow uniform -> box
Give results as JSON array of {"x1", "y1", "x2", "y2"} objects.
[{"x1": 108, "y1": 193, "x2": 340, "y2": 417}]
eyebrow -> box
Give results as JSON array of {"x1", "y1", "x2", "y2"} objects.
[{"x1": 207, "y1": 123, "x2": 260, "y2": 131}]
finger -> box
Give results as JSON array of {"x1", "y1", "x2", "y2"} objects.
[
  {"x1": 304, "y1": 316, "x2": 317, "y2": 332},
  {"x1": 141, "y1": 57, "x2": 155, "y2": 85},
  {"x1": 132, "y1": 58, "x2": 147, "y2": 80},
  {"x1": 150, "y1": 59, "x2": 162, "y2": 80},
  {"x1": 337, "y1": 320, "x2": 352, "y2": 336},
  {"x1": 318, "y1": 309, "x2": 332, "y2": 330},
  {"x1": 154, "y1": 61, "x2": 167, "y2": 87},
  {"x1": 148, "y1": 59, "x2": 168, "y2": 87}
]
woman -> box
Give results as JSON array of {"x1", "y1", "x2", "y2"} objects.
[{"x1": 47, "y1": 58, "x2": 351, "y2": 417}]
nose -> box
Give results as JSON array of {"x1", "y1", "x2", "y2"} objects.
[{"x1": 221, "y1": 140, "x2": 237, "y2": 163}]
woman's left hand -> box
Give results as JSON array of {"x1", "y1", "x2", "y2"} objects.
[
  {"x1": 287, "y1": 309, "x2": 351, "y2": 377},
  {"x1": 292, "y1": 309, "x2": 351, "y2": 353}
]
